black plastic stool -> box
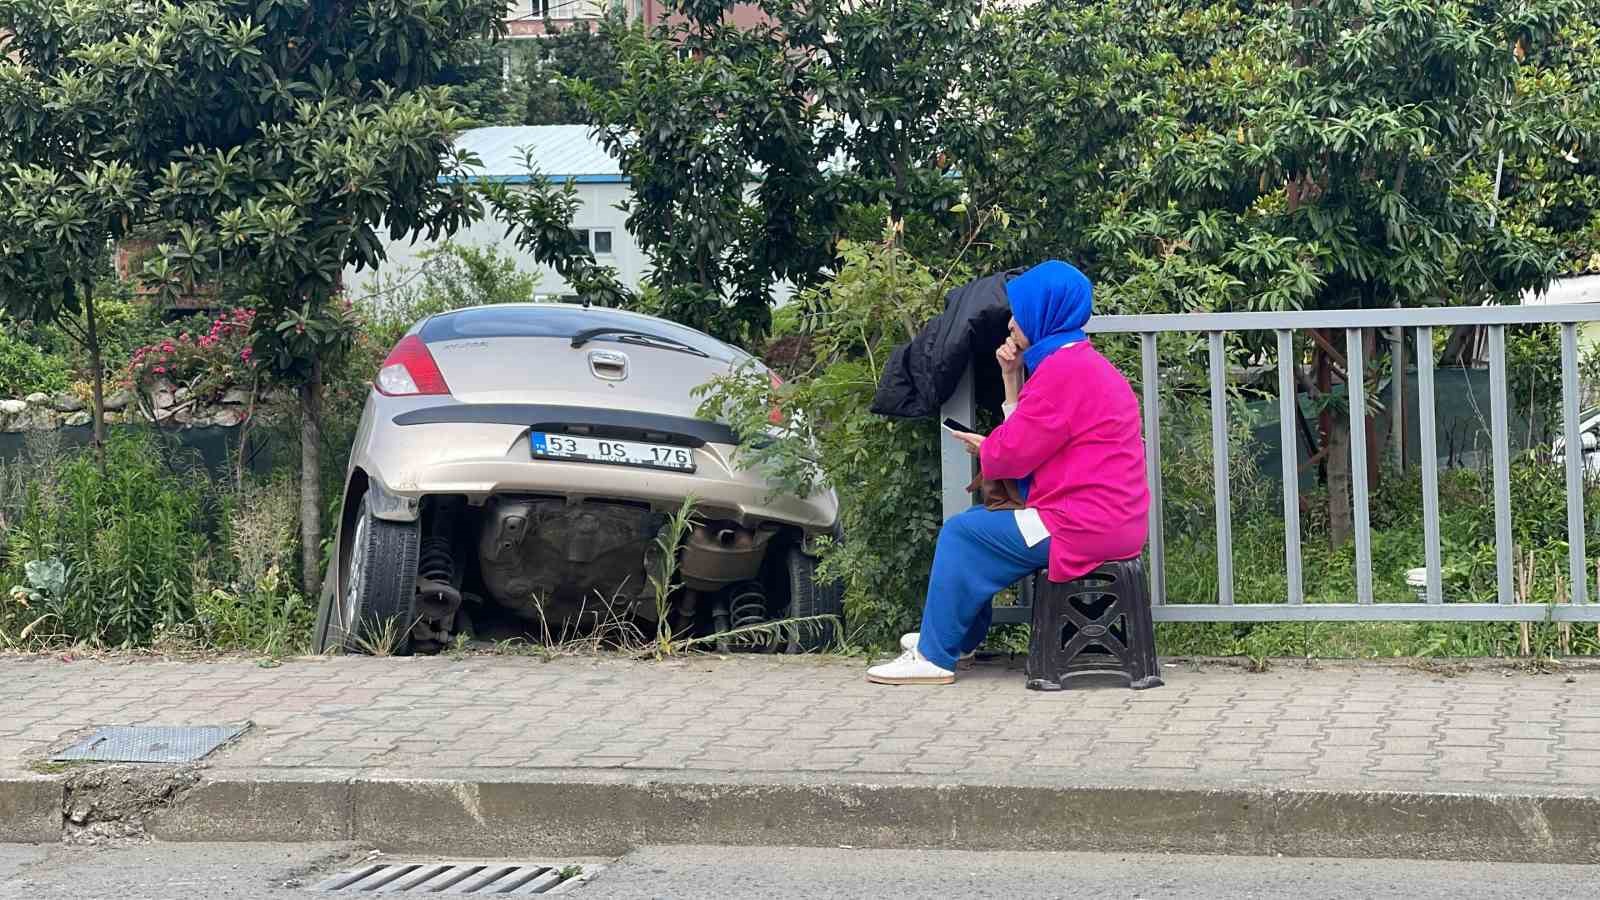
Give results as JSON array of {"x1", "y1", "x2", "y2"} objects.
[{"x1": 1025, "y1": 558, "x2": 1163, "y2": 691}]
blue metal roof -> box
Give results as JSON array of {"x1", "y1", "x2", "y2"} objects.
[{"x1": 449, "y1": 126, "x2": 624, "y2": 183}]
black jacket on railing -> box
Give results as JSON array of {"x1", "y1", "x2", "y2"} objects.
[{"x1": 870, "y1": 268, "x2": 1021, "y2": 419}]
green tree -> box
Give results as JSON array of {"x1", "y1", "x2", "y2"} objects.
[
  {"x1": 0, "y1": 15, "x2": 154, "y2": 462},
  {"x1": 1495, "y1": 15, "x2": 1600, "y2": 279},
  {"x1": 435, "y1": 40, "x2": 527, "y2": 127},
  {"x1": 520, "y1": 18, "x2": 623, "y2": 126},
  {"x1": 1082, "y1": 0, "x2": 1600, "y2": 542},
  {"x1": 581, "y1": 0, "x2": 979, "y2": 341},
  {"x1": 0, "y1": 0, "x2": 510, "y2": 595}
]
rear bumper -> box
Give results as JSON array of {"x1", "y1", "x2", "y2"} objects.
[
  {"x1": 352, "y1": 407, "x2": 837, "y2": 533},
  {"x1": 392, "y1": 403, "x2": 740, "y2": 447}
]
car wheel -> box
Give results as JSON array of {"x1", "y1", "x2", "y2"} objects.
[
  {"x1": 785, "y1": 546, "x2": 843, "y2": 653},
  {"x1": 325, "y1": 493, "x2": 420, "y2": 656}
]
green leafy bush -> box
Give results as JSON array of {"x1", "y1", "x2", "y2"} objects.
[
  {"x1": 698, "y1": 234, "x2": 952, "y2": 647},
  {"x1": 0, "y1": 319, "x2": 73, "y2": 397},
  {"x1": 1, "y1": 432, "x2": 209, "y2": 647}
]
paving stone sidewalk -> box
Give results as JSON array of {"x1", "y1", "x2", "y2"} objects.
[{"x1": 3, "y1": 654, "x2": 1598, "y2": 795}]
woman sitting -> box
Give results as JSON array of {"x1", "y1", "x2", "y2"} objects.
[{"x1": 867, "y1": 260, "x2": 1151, "y2": 685}]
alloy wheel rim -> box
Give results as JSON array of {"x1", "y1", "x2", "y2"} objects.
[{"x1": 341, "y1": 509, "x2": 370, "y2": 636}]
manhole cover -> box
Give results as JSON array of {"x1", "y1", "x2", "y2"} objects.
[
  {"x1": 52, "y1": 723, "x2": 251, "y2": 764},
  {"x1": 311, "y1": 862, "x2": 599, "y2": 894}
]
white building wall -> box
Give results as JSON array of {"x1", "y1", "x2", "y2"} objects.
[{"x1": 344, "y1": 182, "x2": 646, "y2": 302}]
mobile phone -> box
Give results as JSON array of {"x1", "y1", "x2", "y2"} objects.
[{"x1": 941, "y1": 417, "x2": 974, "y2": 434}]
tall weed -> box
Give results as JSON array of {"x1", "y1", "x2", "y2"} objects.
[
  {"x1": 193, "y1": 476, "x2": 311, "y2": 655},
  {"x1": 0, "y1": 431, "x2": 208, "y2": 647}
]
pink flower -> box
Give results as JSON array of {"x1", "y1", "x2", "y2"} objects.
[
  {"x1": 153, "y1": 366, "x2": 166, "y2": 374},
  {"x1": 240, "y1": 348, "x2": 253, "y2": 363}
]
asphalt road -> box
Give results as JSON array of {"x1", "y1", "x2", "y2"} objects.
[{"x1": 2, "y1": 842, "x2": 1597, "y2": 899}]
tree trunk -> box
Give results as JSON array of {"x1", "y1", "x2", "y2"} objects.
[
  {"x1": 299, "y1": 360, "x2": 324, "y2": 599},
  {"x1": 1327, "y1": 412, "x2": 1353, "y2": 546},
  {"x1": 1442, "y1": 324, "x2": 1478, "y2": 367},
  {"x1": 83, "y1": 286, "x2": 107, "y2": 469}
]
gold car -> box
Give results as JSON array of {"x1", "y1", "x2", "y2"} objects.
[{"x1": 313, "y1": 304, "x2": 840, "y2": 655}]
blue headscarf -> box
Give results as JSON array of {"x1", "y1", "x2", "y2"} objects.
[{"x1": 1005, "y1": 260, "x2": 1093, "y2": 373}]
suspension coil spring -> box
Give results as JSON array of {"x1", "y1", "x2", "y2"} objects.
[
  {"x1": 728, "y1": 583, "x2": 773, "y2": 651},
  {"x1": 418, "y1": 537, "x2": 456, "y2": 586}
]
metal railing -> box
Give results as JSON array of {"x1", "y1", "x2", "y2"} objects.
[{"x1": 940, "y1": 303, "x2": 1600, "y2": 622}]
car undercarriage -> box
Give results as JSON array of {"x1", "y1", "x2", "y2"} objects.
[{"x1": 343, "y1": 492, "x2": 833, "y2": 656}]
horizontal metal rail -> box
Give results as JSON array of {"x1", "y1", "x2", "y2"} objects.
[
  {"x1": 1085, "y1": 304, "x2": 1600, "y2": 333},
  {"x1": 1151, "y1": 604, "x2": 1600, "y2": 622},
  {"x1": 942, "y1": 303, "x2": 1600, "y2": 623}
]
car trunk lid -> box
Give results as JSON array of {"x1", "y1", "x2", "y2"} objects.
[{"x1": 425, "y1": 336, "x2": 746, "y2": 422}]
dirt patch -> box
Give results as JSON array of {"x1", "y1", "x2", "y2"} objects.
[{"x1": 61, "y1": 765, "x2": 203, "y2": 845}]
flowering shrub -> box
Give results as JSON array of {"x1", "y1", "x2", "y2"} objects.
[{"x1": 126, "y1": 308, "x2": 257, "y2": 398}]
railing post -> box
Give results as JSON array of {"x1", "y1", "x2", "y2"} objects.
[
  {"x1": 1276, "y1": 330, "x2": 1303, "y2": 604},
  {"x1": 1562, "y1": 323, "x2": 1588, "y2": 605},
  {"x1": 1141, "y1": 333, "x2": 1166, "y2": 605},
  {"x1": 1416, "y1": 326, "x2": 1443, "y2": 603},
  {"x1": 940, "y1": 366, "x2": 976, "y2": 522},
  {"x1": 1208, "y1": 331, "x2": 1234, "y2": 605},
  {"x1": 1487, "y1": 325, "x2": 1514, "y2": 605},
  {"x1": 1347, "y1": 328, "x2": 1373, "y2": 603},
  {"x1": 1392, "y1": 325, "x2": 1406, "y2": 470}
]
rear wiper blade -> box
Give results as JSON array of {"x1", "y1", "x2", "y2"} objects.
[{"x1": 570, "y1": 327, "x2": 708, "y2": 357}]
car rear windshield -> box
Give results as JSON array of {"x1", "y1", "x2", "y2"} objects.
[{"x1": 419, "y1": 305, "x2": 745, "y2": 362}]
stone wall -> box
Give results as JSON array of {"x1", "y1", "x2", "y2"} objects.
[{"x1": 0, "y1": 382, "x2": 279, "y2": 433}]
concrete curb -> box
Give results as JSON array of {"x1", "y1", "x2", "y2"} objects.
[
  {"x1": 6, "y1": 771, "x2": 1600, "y2": 863},
  {"x1": 0, "y1": 777, "x2": 59, "y2": 843}
]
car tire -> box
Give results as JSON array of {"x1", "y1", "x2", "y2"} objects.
[
  {"x1": 319, "y1": 493, "x2": 420, "y2": 656},
  {"x1": 785, "y1": 546, "x2": 843, "y2": 653},
  {"x1": 312, "y1": 576, "x2": 337, "y2": 654}
]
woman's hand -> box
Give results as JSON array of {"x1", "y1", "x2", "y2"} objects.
[
  {"x1": 996, "y1": 337, "x2": 1024, "y2": 406},
  {"x1": 951, "y1": 430, "x2": 984, "y2": 457},
  {"x1": 995, "y1": 338, "x2": 1024, "y2": 379}
]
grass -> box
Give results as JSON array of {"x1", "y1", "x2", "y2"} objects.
[
  {"x1": 1117, "y1": 456, "x2": 1600, "y2": 663},
  {"x1": 954, "y1": 454, "x2": 1600, "y2": 665},
  {"x1": 345, "y1": 614, "x2": 415, "y2": 657},
  {"x1": 26, "y1": 760, "x2": 77, "y2": 775}
]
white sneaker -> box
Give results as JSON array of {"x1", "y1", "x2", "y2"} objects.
[
  {"x1": 900, "y1": 632, "x2": 977, "y2": 670},
  {"x1": 867, "y1": 648, "x2": 956, "y2": 685}
]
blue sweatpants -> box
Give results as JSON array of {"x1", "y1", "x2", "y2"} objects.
[{"x1": 916, "y1": 506, "x2": 1052, "y2": 671}]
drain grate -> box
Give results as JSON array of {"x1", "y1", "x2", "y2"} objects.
[
  {"x1": 310, "y1": 861, "x2": 600, "y2": 894},
  {"x1": 52, "y1": 723, "x2": 251, "y2": 764}
]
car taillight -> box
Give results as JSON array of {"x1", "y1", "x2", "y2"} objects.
[
  {"x1": 768, "y1": 371, "x2": 785, "y2": 426},
  {"x1": 375, "y1": 335, "x2": 451, "y2": 397}
]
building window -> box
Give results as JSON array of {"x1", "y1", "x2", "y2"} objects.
[
  {"x1": 531, "y1": 0, "x2": 550, "y2": 17},
  {"x1": 574, "y1": 228, "x2": 614, "y2": 255}
]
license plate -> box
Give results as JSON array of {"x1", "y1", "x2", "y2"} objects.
[{"x1": 531, "y1": 432, "x2": 696, "y2": 472}]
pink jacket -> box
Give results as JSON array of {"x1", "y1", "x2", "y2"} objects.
[{"x1": 979, "y1": 342, "x2": 1150, "y2": 581}]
